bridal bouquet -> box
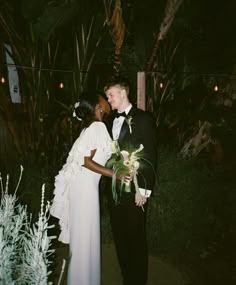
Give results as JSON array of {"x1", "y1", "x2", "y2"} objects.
[{"x1": 106, "y1": 141, "x2": 144, "y2": 203}]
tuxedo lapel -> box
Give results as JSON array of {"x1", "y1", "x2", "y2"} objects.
[
  {"x1": 106, "y1": 112, "x2": 116, "y2": 139},
  {"x1": 118, "y1": 121, "x2": 129, "y2": 141},
  {"x1": 107, "y1": 121, "x2": 113, "y2": 139}
]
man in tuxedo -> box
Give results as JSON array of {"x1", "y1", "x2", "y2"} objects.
[{"x1": 104, "y1": 76, "x2": 158, "y2": 285}]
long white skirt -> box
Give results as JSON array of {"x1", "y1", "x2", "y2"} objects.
[{"x1": 67, "y1": 168, "x2": 101, "y2": 285}]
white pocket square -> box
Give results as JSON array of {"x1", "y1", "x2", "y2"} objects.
[{"x1": 139, "y1": 188, "x2": 152, "y2": 198}]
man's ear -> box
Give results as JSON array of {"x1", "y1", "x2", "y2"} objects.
[{"x1": 121, "y1": 89, "x2": 127, "y2": 98}]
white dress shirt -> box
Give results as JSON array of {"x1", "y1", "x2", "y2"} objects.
[{"x1": 112, "y1": 104, "x2": 132, "y2": 140}]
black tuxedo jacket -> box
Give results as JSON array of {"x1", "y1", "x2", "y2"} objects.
[{"x1": 106, "y1": 106, "x2": 158, "y2": 192}]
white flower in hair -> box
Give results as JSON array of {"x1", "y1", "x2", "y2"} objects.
[
  {"x1": 74, "y1": 101, "x2": 80, "y2": 108},
  {"x1": 73, "y1": 101, "x2": 82, "y2": 121}
]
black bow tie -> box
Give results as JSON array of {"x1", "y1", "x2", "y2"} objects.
[{"x1": 115, "y1": 111, "x2": 127, "y2": 118}]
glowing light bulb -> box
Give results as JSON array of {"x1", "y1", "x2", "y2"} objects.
[
  {"x1": 1, "y1": 77, "x2": 5, "y2": 83},
  {"x1": 59, "y1": 82, "x2": 64, "y2": 89},
  {"x1": 159, "y1": 82, "x2": 164, "y2": 89},
  {"x1": 214, "y1": 85, "x2": 219, "y2": 92}
]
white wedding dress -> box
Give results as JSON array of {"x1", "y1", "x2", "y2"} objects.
[{"x1": 50, "y1": 121, "x2": 112, "y2": 285}]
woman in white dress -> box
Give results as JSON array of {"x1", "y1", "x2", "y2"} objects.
[{"x1": 50, "y1": 93, "x2": 115, "y2": 285}]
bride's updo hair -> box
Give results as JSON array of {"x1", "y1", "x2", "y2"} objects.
[{"x1": 73, "y1": 92, "x2": 100, "y2": 128}]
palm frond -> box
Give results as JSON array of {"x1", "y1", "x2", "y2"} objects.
[{"x1": 146, "y1": 0, "x2": 184, "y2": 72}]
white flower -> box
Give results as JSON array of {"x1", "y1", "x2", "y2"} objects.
[
  {"x1": 120, "y1": 150, "x2": 129, "y2": 165},
  {"x1": 74, "y1": 101, "x2": 80, "y2": 108},
  {"x1": 136, "y1": 144, "x2": 144, "y2": 153},
  {"x1": 73, "y1": 109, "x2": 82, "y2": 121},
  {"x1": 125, "y1": 116, "x2": 133, "y2": 134},
  {"x1": 133, "y1": 160, "x2": 140, "y2": 170},
  {"x1": 111, "y1": 140, "x2": 120, "y2": 154}
]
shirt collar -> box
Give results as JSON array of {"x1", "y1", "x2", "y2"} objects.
[{"x1": 118, "y1": 103, "x2": 132, "y2": 115}]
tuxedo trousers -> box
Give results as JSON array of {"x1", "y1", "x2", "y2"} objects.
[{"x1": 110, "y1": 193, "x2": 148, "y2": 285}]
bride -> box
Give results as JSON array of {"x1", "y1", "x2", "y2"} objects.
[{"x1": 50, "y1": 92, "x2": 115, "y2": 285}]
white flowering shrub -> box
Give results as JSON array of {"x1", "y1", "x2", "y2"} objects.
[{"x1": 0, "y1": 166, "x2": 56, "y2": 285}]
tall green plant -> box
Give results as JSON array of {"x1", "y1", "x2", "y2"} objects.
[
  {"x1": 1, "y1": 0, "x2": 109, "y2": 166},
  {"x1": 73, "y1": 15, "x2": 107, "y2": 94},
  {"x1": 145, "y1": 0, "x2": 184, "y2": 72},
  {"x1": 0, "y1": 0, "x2": 77, "y2": 163}
]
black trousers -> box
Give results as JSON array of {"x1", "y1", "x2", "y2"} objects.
[{"x1": 110, "y1": 193, "x2": 148, "y2": 285}]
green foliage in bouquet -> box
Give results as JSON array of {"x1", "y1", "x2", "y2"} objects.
[
  {"x1": 0, "y1": 166, "x2": 56, "y2": 285},
  {"x1": 106, "y1": 141, "x2": 144, "y2": 203}
]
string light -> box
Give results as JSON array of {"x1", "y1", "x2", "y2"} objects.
[
  {"x1": 59, "y1": 81, "x2": 64, "y2": 89},
  {"x1": 214, "y1": 84, "x2": 219, "y2": 92},
  {"x1": 1, "y1": 62, "x2": 74, "y2": 73},
  {"x1": 0, "y1": 63, "x2": 233, "y2": 94},
  {"x1": 1, "y1": 63, "x2": 236, "y2": 77}
]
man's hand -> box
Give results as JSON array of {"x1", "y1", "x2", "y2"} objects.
[
  {"x1": 135, "y1": 193, "x2": 147, "y2": 207},
  {"x1": 116, "y1": 171, "x2": 131, "y2": 182}
]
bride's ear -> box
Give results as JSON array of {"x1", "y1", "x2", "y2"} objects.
[
  {"x1": 100, "y1": 98, "x2": 111, "y2": 114},
  {"x1": 94, "y1": 103, "x2": 103, "y2": 120}
]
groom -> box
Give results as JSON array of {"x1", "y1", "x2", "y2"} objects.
[{"x1": 104, "y1": 76, "x2": 158, "y2": 285}]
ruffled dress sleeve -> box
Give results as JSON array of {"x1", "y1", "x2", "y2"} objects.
[{"x1": 50, "y1": 121, "x2": 112, "y2": 244}]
